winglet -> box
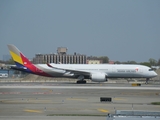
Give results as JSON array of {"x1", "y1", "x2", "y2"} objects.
[
  {"x1": 47, "y1": 63, "x2": 54, "y2": 68},
  {"x1": 47, "y1": 63, "x2": 62, "y2": 70}
]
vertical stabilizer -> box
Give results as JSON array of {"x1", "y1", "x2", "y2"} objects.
[
  {"x1": 7, "y1": 44, "x2": 51, "y2": 76},
  {"x1": 7, "y1": 44, "x2": 32, "y2": 68}
]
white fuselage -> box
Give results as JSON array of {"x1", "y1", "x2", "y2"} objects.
[
  {"x1": 35, "y1": 64, "x2": 157, "y2": 79},
  {"x1": 7, "y1": 44, "x2": 157, "y2": 83}
]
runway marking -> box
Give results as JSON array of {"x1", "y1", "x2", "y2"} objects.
[
  {"x1": 0, "y1": 92, "x2": 21, "y2": 94},
  {"x1": 1, "y1": 99, "x2": 53, "y2": 104},
  {"x1": 24, "y1": 109, "x2": 42, "y2": 113},
  {"x1": 32, "y1": 92, "x2": 61, "y2": 94},
  {"x1": 42, "y1": 88, "x2": 48, "y2": 90},
  {"x1": 1, "y1": 86, "x2": 160, "y2": 90},
  {"x1": 113, "y1": 98, "x2": 127, "y2": 101},
  {"x1": 27, "y1": 99, "x2": 52, "y2": 103},
  {"x1": 140, "y1": 92, "x2": 160, "y2": 95},
  {"x1": 121, "y1": 92, "x2": 160, "y2": 96},
  {"x1": 67, "y1": 98, "x2": 86, "y2": 101},
  {"x1": 98, "y1": 109, "x2": 109, "y2": 113}
]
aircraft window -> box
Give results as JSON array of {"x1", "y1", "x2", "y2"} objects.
[{"x1": 149, "y1": 69, "x2": 153, "y2": 71}]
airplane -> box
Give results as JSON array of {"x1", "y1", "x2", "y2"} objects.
[{"x1": 7, "y1": 44, "x2": 157, "y2": 84}]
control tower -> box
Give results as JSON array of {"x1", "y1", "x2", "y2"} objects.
[{"x1": 57, "y1": 47, "x2": 67, "y2": 55}]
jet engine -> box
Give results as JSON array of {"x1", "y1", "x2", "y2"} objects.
[{"x1": 90, "y1": 73, "x2": 107, "y2": 82}]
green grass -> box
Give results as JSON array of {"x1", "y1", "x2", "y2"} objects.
[{"x1": 151, "y1": 102, "x2": 160, "y2": 105}]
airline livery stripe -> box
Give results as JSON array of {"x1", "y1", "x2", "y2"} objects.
[{"x1": 9, "y1": 51, "x2": 23, "y2": 64}]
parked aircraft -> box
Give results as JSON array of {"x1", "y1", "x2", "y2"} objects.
[{"x1": 8, "y1": 44, "x2": 157, "y2": 84}]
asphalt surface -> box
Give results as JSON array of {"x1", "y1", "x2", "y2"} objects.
[{"x1": 0, "y1": 82, "x2": 160, "y2": 120}]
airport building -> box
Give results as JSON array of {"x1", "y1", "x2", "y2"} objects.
[
  {"x1": 86, "y1": 60, "x2": 102, "y2": 64},
  {"x1": 33, "y1": 47, "x2": 87, "y2": 64}
]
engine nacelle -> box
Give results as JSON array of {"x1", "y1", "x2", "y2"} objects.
[{"x1": 90, "y1": 73, "x2": 107, "y2": 82}]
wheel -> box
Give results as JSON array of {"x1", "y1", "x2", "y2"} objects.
[{"x1": 76, "y1": 80, "x2": 86, "y2": 84}]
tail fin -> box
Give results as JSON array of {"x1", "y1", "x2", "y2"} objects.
[
  {"x1": 7, "y1": 44, "x2": 34, "y2": 73},
  {"x1": 7, "y1": 44, "x2": 51, "y2": 77}
]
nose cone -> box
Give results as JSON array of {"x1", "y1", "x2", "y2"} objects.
[{"x1": 153, "y1": 72, "x2": 158, "y2": 77}]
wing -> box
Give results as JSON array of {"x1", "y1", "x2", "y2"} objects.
[{"x1": 47, "y1": 63, "x2": 91, "y2": 76}]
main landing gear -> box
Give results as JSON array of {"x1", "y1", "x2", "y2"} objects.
[
  {"x1": 76, "y1": 80, "x2": 86, "y2": 84},
  {"x1": 76, "y1": 75, "x2": 86, "y2": 84}
]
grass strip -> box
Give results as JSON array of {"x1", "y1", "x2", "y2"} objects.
[{"x1": 151, "y1": 102, "x2": 160, "y2": 105}]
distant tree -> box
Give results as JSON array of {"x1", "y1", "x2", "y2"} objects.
[
  {"x1": 120, "y1": 61, "x2": 127, "y2": 64},
  {"x1": 0, "y1": 60, "x2": 5, "y2": 63},
  {"x1": 6, "y1": 58, "x2": 15, "y2": 64},
  {"x1": 114, "y1": 61, "x2": 121, "y2": 64},
  {"x1": 98, "y1": 56, "x2": 109, "y2": 63},
  {"x1": 140, "y1": 62, "x2": 151, "y2": 67},
  {"x1": 157, "y1": 59, "x2": 160, "y2": 66},
  {"x1": 149, "y1": 58, "x2": 157, "y2": 66},
  {"x1": 127, "y1": 61, "x2": 137, "y2": 64}
]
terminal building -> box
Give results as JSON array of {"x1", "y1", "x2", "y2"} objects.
[
  {"x1": 33, "y1": 47, "x2": 87, "y2": 64},
  {"x1": 86, "y1": 60, "x2": 102, "y2": 64}
]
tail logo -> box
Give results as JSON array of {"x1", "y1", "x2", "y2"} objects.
[{"x1": 8, "y1": 44, "x2": 52, "y2": 77}]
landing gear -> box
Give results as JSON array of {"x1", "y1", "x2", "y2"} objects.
[
  {"x1": 76, "y1": 75, "x2": 86, "y2": 84},
  {"x1": 145, "y1": 78, "x2": 149, "y2": 84},
  {"x1": 76, "y1": 80, "x2": 86, "y2": 84}
]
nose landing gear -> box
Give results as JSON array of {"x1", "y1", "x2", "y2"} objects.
[{"x1": 145, "y1": 78, "x2": 149, "y2": 84}]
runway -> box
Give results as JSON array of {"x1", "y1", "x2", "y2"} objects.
[
  {"x1": 1, "y1": 85, "x2": 160, "y2": 90},
  {"x1": 0, "y1": 82, "x2": 160, "y2": 120},
  {"x1": 1, "y1": 82, "x2": 160, "y2": 90}
]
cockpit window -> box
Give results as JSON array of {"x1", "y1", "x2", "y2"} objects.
[{"x1": 149, "y1": 69, "x2": 154, "y2": 71}]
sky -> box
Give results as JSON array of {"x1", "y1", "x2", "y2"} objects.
[{"x1": 0, "y1": 0, "x2": 160, "y2": 62}]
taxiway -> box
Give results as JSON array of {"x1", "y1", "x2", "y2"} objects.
[{"x1": 0, "y1": 82, "x2": 160, "y2": 120}]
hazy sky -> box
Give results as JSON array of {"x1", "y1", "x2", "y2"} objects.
[{"x1": 0, "y1": 0, "x2": 160, "y2": 62}]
